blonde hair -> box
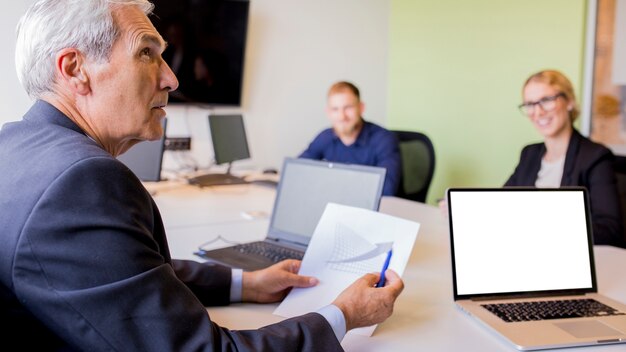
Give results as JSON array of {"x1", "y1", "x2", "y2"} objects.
[
  {"x1": 328, "y1": 81, "x2": 360, "y2": 101},
  {"x1": 523, "y1": 69, "x2": 580, "y2": 121}
]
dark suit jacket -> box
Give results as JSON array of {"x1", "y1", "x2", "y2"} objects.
[
  {"x1": 0, "y1": 100, "x2": 343, "y2": 351},
  {"x1": 505, "y1": 129, "x2": 624, "y2": 247}
]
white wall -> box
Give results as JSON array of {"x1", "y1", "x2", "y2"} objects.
[
  {"x1": 0, "y1": 0, "x2": 390, "y2": 172},
  {"x1": 0, "y1": 1, "x2": 33, "y2": 124}
]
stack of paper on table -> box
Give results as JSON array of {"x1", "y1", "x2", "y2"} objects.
[{"x1": 273, "y1": 202, "x2": 419, "y2": 336}]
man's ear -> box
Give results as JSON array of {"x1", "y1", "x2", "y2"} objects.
[{"x1": 55, "y1": 48, "x2": 90, "y2": 95}]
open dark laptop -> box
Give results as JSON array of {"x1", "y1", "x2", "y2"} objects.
[
  {"x1": 117, "y1": 118, "x2": 167, "y2": 182},
  {"x1": 447, "y1": 187, "x2": 626, "y2": 350},
  {"x1": 195, "y1": 157, "x2": 386, "y2": 271}
]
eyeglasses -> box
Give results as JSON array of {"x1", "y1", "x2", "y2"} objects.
[{"x1": 518, "y1": 92, "x2": 565, "y2": 116}]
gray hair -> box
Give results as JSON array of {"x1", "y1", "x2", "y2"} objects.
[{"x1": 15, "y1": 0, "x2": 154, "y2": 99}]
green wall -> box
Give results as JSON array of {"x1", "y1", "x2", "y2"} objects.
[{"x1": 388, "y1": 0, "x2": 587, "y2": 204}]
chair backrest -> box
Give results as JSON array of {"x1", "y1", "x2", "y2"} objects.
[{"x1": 392, "y1": 130, "x2": 435, "y2": 203}]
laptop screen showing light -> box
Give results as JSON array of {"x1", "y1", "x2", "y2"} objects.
[
  {"x1": 269, "y1": 158, "x2": 385, "y2": 246},
  {"x1": 448, "y1": 189, "x2": 593, "y2": 297}
]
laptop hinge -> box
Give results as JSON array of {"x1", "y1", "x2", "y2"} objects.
[
  {"x1": 266, "y1": 237, "x2": 305, "y2": 250},
  {"x1": 470, "y1": 291, "x2": 591, "y2": 301}
]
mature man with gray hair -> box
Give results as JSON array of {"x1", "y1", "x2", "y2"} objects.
[{"x1": 0, "y1": 0, "x2": 404, "y2": 350}]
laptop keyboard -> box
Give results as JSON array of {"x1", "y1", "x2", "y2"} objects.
[
  {"x1": 229, "y1": 241, "x2": 303, "y2": 263},
  {"x1": 482, "y1": 299, "x2": 625, "y2": 322}
]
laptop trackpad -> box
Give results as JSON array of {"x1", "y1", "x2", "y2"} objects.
[{"x1": 554, "y1": 321, "x2": 624, "y2": 338}]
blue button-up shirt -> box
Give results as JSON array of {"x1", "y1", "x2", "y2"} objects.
[{"x1": 299, "y1": 121, "x2": 401, "y2": 196}]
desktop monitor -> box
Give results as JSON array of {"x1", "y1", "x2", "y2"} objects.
[
  {"x1": 117, "y1": 118, "x2": 167, "y2": 182},
  {"x1": 210, "y1": 114, "x2": 250, "y2": 165},
  {"x1": 188, "y1": 114, "x2": 250, "y2": 187}
]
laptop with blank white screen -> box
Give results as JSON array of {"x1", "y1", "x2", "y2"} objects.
[
  {"x1": 195, "y1": 157, "x2": 386, "y2": 271},
  {"x1": 447, "y1": 187, "x2": 626, "y2": 350}
]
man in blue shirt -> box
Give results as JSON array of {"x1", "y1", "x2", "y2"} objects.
[{"x1": 300, "y1": 81, "x2": 401, "y2": 196}]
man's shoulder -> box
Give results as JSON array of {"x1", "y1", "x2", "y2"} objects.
[
  {"x1": 318, "y1": 127, "x2": 336, "y2": 136},
  {"x1": 0, "y1": 115, "x2": 118, "y2": 196},
  {"x1": 311, "y1": 127, "x2": 337, "y2": 142},
  {"x1": 360, "y1": 121, "x2": 396, "y2": 145},
  {"x1": 363, "y1": 121, "x2": 394, "y2": 137},
  {"x1": 363, "y1": 120, "x2": 389, "y2": 131},
  {"x1": 2, "y1": 117, "x2": 110, "y2": 162}
]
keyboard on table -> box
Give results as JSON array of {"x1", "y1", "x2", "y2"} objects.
[
  {"x1": 229, "y1": 241, "x2": 303, "y2": 263},
  {"x1": 482, "y1": 298, "x2": 625, "y2": 322}
]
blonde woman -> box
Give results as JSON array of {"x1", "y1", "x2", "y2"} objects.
[{"x1": 506, "y1": 70, "x2": 624, "y2": 247}]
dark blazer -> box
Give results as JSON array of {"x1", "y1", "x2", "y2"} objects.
[
  {"x1": 505, "y1": 129, "x2": 624, "y2": 247},
  {"x1": 0, "y1": 101, "x2": 342, "y2": 351}
]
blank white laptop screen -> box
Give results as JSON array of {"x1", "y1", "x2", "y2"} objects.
[{"x1": 449, "y1": 189, "x2": 593, "y2": 296}]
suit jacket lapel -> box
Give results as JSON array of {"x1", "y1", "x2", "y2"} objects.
[{"x1": 561, "y1": 130, "x2": 581, "y2": 186}]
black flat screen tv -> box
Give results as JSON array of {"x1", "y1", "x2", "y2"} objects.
[{"x1": 150, "y1": 0, "x2": 249, "y2": 107}]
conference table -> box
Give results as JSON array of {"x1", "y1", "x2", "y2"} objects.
[{"x1": 150, "y1": 181, "x2": 626, "y2": 351}]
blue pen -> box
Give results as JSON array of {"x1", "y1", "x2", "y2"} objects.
[{"x1": 376, "y1": 249, "x2": 393, "y2": 288}]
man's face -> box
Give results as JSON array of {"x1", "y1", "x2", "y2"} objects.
[
  {"x1": 83, "y1": 6, "x2": 178, "y2": 154},
  {"x1": 326, "y1": 90, "x2": 364, "y2": 138}
]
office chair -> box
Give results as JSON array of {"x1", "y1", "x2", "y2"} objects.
[{"x1": 392, "y1": 130, "x2": 435, "y2": 203}]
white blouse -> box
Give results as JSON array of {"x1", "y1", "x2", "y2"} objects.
[{"x1": 535, "y1": 156, "x2": 565, "y2": 188}]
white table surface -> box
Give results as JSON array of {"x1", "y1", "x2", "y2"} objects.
[{"x1": 152, "y1": 183, "x2": 626, "y2": 351}]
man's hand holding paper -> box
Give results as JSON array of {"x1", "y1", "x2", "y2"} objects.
[
  {"x1": 333, "y1": 268, "x2": 404, "y2": 331},
  {"x1": 274, "y1": 203, "x2": 420, "y2": 336}
]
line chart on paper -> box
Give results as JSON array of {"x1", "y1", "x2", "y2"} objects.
[{"x1": 326, "y1": 223, "x2": 393, "y2": 274}]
